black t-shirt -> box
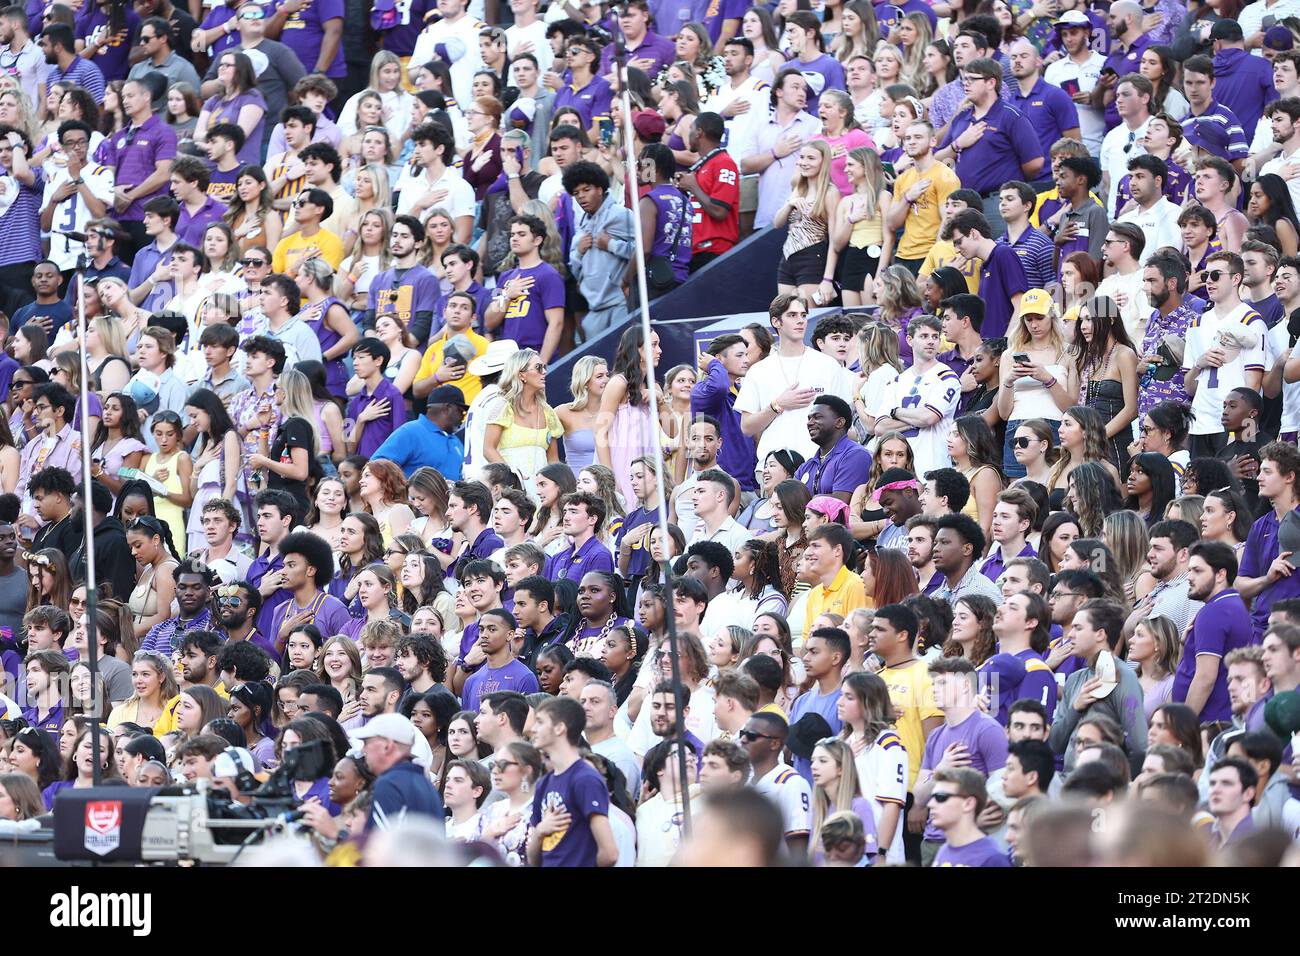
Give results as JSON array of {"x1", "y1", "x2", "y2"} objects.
[
  {"x1": 267, "y1": 416, "x2": 322, "y2": 513},
  {"x1": 167, "y1": 7, "x2": 198, "y2": 64}
]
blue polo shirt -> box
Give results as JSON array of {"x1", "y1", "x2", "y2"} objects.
[
  {"x1": 795, "y1": 435, "x2": 874, "y2": 498},
  {"x1": 999, "y1": 226, "x2": 1056, "y2": 291},
  {"x1": 977, "y1": 243, "x2": 1028, "y2": 339},
  {"x1": 543, "y1": 534, "x2": 615, "y2": 583},
  {"x1": 1238, "y1": 506, "x2": 1300, "y2": 641},
  {"x1": 941, "y1": 99, "x2": 1041, "y2": 195},
  {"x1": 1006, "y1": 77, "x2": 1079, "y2": 179},
  {"x1": 370, "y1": 415, "x2": 465, "y2": 480},
  {"x1": 1172, "y1": 588, "x2": 1253, "y2": 722}
]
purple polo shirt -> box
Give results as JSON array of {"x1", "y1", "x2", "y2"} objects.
[
  {"x1": 451, "y1": 526, "x2": 506, "y2": 582},
  {"x1": 77, "y1": 4, "x2": 140, "y2": 82},
  {"x1": 1102, "y1": 35, "x2": 1152, "y2": 128},
  {"x1": 553, "y1": 75, "x2": 613, "y2": 130},
  {"x1": 598, "y1": 30, "x2": 676, "y2": 79},
  {"x1": 979, "y1": 540, "x2": 1036, "y2": 583},
  {"x1": 1238, "y1": 507, "x2": 1300, "y2": 641},
  {"x1": 461, "y1": 659, "x2": 541, "y2": 714},
  {"x1": 498, "y1": 262, "x2": 565, "y2": 352},
  {"x1": 1006, "y1": 77, "x2": 1079, "y2": 178},
  {"x1": 1172, "y1": 589, "x2": 1253, "y2": 722},
  {"x1": 346, "y1": 377, "x2": 406, "y2": 459},
  {"x1": 795, "y1": 435, "x2": 873, "y2": 498},
  {"x1": 176, "y1": 195, "x2": 229, "y2": 246},
  {"x1": 921, "y1": 710, "x2": 1007, "y2": 841},
  {"x1": 940, "y1": 99, "x2": 1040, "y2": 196},
  {"x1": 978, "y1": 244, "x2": 1028, "y2": 340},
  {"x1": 96, "y1": 114, "x2": 177, "y2": 222},
  {"x1": 0, "y1": 164, "x2": 43, "y2": 267},
  {"x1": 543, "y1": 535, "x2": 615, "y2": 583},
  {"x1": 272, "y1": 0, "x2": 346, "y2": 77}
]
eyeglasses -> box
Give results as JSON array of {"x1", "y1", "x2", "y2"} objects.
[
  {"x1": 737, "y1": 729, "x2": 777, "y2": 742},
  {"x1": 1050, "y1": 591, "x2": 1081, "y2": 601},
  {"x1": 1200, "y1": 269, "x2": 1229, "y2": 282},
  {"x1": 383, "y1": 548, "x2": 407, "y2": 558}
]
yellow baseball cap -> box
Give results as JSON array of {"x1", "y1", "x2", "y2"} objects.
[{"x1": 1020, "y1": 288, "x2": 1054, "y2": 316}]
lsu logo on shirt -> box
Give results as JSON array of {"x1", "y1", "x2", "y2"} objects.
[
  {"x1": 540, "y1": 791, "x2": 569, "y2": 851},
  {"x1": 282, "y1": 0, "x2": 320, "y2": 31}
]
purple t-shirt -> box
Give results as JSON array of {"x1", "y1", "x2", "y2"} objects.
[
  {"x1": 646, "y1": 184, "x2": 692, "y2": 282},
  {"x1": 461, "y1": 658, "x2": 542, "y2": 713},
  {"x1": 248, "y1": 552, "x2": 290, "y2": 643},
  {"x1": 198, "y1": 6, "x2": 241, "y2": 58},
  {"x1": 77, "y1": 5, "x2": 141, "y2": 82},
  {"x1": 498, "y1": 262, "x2": 565, "y2": 352},
  {"x1": 794, "y1": 54, "x2": 845, "y2": 113},
  {"x1": 922, "y1": 711, "x2": 1008, "y2": 841},
  {"x1": 95, "y1": 114, "x2": 177, "y2": 222},
  {"x1": 272, "y1": 0, "x2": 346, "y2": 77},
  {"x1": 177, "y1": 195, "x2": 229, "y2": 246},
  {"x1": 268, "y1": 592, "x2": 354, "y2": 649},
  {"x1": 1013, "y1": 647, "x2": 1058, "y2": 722},
  {"x1": 702, "y1": 0, "x2": 749, "y2": 42},
  {"x1": 1172, "y1": 589, "x2": 1253, "y2": 722},
  {"x1": 543, "y1": 535, "x2": 614, "y2": 583},
  {"x1": 934, "y1": 835, "x2": 1013, "y2": 867},
  {"x1": 369, "y1": 264, "x2": 441, "y2": 343},
  {"x1": 977, "y1": 243, "x2": 1029, "y2": 339},
  {"x1": 796, "y1": 435, "x2": 873, "y2": 498},
  {"x1": 790, "y1": 687, "x2": 843, "y2": 783},
  {"x1": 202, "y1": 89, "x2": 268, "y2": 165},
  {"x1": 1238, "y1": 507, "x2": 1300, "y2": 641},
  {"x1": 373, "y1": 0, "x2": 434, "y2": 57},
  {"x1": 530, "y1": 758, "x2": 610, "y2": 867},
  {"x1": 207, "y1": 165, "x2": 242, "y2": 206},
  {"x1": 347, "y1": 377, "x2": 407, "y2": 459}
]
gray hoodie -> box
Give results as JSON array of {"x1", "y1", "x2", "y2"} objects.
[
  {"x1": 568, "y1": 192, "x2": 636, "y2": 311},
  {"x1": 1050, "y1": 655, "x2": 1149, "y2": 772}
]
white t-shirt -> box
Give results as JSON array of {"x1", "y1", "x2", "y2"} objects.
[
  {"x1": 1096, "y1": 268, "x2": 1152, "y2": 347},
  {"x1": 1044, "y1": 52, "x2": 1106, "y2": 155},
  {"x1": 394, "y1": 165, "x2": 476, "y2": 224},
  {"x1": 753, "y1": 762, "x2": 812, "y2": 838},
  {"x1": 853, "y1": 729, "x2": 908, "y2": 865},
  {"x1": 635, "y1": 789, "x2": 696, "y2": 867},
  {"x1": 1260, "y1": 146, "x2": 1300, "y2": 223},
  {"x1": 42, "y1": 162, "x2": 116, "y2": 272},
  {"x1": 1100, "y1": 116, "x2": 1151, "y2": 215},
  {"x1": 1267, "y1": 320, "x2": 1300, "y2": 434},
  {"x1": 859, "y1": 362, "x2": 899, "y2": 417},
  {"x1": 504, "y1": 20, "x2": 553, "y2": 77},
  {"x1": 735, "y1": 347, "x2": 857, "y2": 464},
  {"x1": 411, "y1": 13, "x2": 486, "y2": 108},
  {"x1": 626, "y1": 684, "x2": 718, "y2": 758},
  {"x1": 1117, "y1": 197, "x2": 1182, "y2": 265},
  {"x1": 878, "y1": 362, "x2": 962, "y2": 480},
  {"x1": 1184, "y1": 301, "x2": 1268, "y2": 434}
]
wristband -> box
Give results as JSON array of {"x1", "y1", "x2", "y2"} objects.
[
  {"x1": 1043, "y1": 376, "x2": 1057, "y2": 389},
  {"x1": 821, "y1": 275, "x2": 834, "y2": 282}
]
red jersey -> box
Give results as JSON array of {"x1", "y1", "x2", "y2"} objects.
[{"x1": 689, "y1": 148, "x2": 740, "y2": 255}]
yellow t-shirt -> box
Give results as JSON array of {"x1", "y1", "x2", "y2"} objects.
[
  {"x1": 272, "y1": 227, "x2": 345, "y2": 275},
  {"x1": 892, "y1": 162, "x2": 961, "y2": 261},
  {"x1": 879, "y1": 659, "x2": 942, "y2": 791},
  {"x1": 919, "y1": 239, "x2": 982, "y2": 294},
  {"x1": 803, "y1": 566, "x2": 869, "y2": 636},
  {"x1": 416, "y1": 329, "x2": 490, "y2": 405}
]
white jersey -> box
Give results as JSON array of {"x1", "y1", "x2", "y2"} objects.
[
  {"x1": 1267, "y1": 320, "x2": 1300, "y2": 435},
  {"x1": 1183, "y1": 302, "x2": 1268, "y2": 435},
  {"x1": 410, "y1": 13, "x2": 486, "y2": 109},
  {"x1": 41, "y1": 163, "x2": 115, "y2": 272},
  {"x1": 853, "y1": 728, "x2": 908, "y2": 865},
  {"x1": 702, "y1": 75, "x2": 772, "y2": 158},
  {"x1": 879, "y1": 361, "x2": 961, "y2": 479},
  {"x1": 753, "y1": 762, "x2": 812, "y2": 838}
]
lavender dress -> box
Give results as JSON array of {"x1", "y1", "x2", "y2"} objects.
[
  {"x1": 301, "y1": 297, "x2": 349, "y2": 399},
  {"x1": 610, "y1": 400, "x2": 655, "y2": 508}
]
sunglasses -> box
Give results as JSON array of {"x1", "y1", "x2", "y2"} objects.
[
  {"x1": 1200, "y1": 269, "x2": 1230, "y2": 282},
  {"x1": 22, "y1": 552, "x2": 51, "y2": 568},
  {"x1": 238, "y1": 7, "x2": 265, "y2": 19},
  {"x1": 930, "y1": 791, "x2": 966, "y2": 804},
  {"x1": 1012, "y1": 436, "x2": 1040, "y2": 449},
  {"x1": 240, "y1": 257, "x2": 267, "y2": 267},
  {"x1": 737, "y1": 729, "x2": 777, "y2": 742}
]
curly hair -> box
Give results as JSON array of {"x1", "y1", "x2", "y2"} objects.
[{"x1": 362, "y1": 459, "x2": 408, "y2": 509}]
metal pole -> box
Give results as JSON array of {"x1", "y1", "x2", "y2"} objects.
[
  {"x1": 74, "y1": 255, "x2": 102, "y2": 786},
  {"x1": 611, "y1": 6, "x2": 691, "y2": 834}
]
